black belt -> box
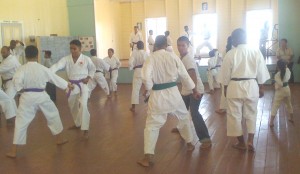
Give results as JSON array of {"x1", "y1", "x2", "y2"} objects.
[
  {"x1": 209, "y1": 65, "x2": 221, "y2": 71},
  {"x1": 132, "y1": 42, "x2": 137, "y2": 51},
  {"x1": 231, "y1": 78, "x2": 256, "y2": 81},
  {"x1": 96, "y1": 70, "x2": 104, "y2": 74},
  {"x1": 133, "y1": 65, "x2": 143, "y2": 70}
]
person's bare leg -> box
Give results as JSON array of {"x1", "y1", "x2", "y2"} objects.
[
  {"x1": 6, "y1": 145, "x2": 17, "y2": 158},
  {"x1": 288, "y1": 113, "x2": 294, "y2": 123},
  {"x1": 83, "y1": 130, "x2": 89, "y2": 139},
  {"x1": 130, "y1": 104, "x2": 135, "y2": 112},
  {"x1": 269, "y1": 115, "x2": 275, "y2": 127},
  {"x1": 247, "y1": 133, "x2": 255, "y2": 152},
  {"x1": 171, "y1": 127, "x2": 179, "y2": 133},
  {"x1": 56, "y1": 133, "x2": 68, "y2": 145},
  {"x1": 137, "y1": 154, "x2": 154, "y2": 167},
  {"x1": 187, "y1": 142, "x2": 195, "y2": 151},
  {"x1": 232, "y1": 135, "x2": 246, "y2": 150},
  {"x1": 6, "y1": 117, "x2": 15, "y2": 126},
  {"x1": 114, "y1": 91, "x2": 118, "y2": 96}
]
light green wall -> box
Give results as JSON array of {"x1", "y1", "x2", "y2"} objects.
[
  {"x1": 278, "y1": 0, "x2": 300, "y2": 82},
  {"x1": 67, "y1": 0, "x2": 95, "y2": 56}
]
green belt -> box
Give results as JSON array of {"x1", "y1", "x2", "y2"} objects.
[
  {"x1": 283, "y1": 82, "x2": 288, "y2": 87},
  {"x1": 152, "y1": 82, "x2": 177, "y2": 90}
]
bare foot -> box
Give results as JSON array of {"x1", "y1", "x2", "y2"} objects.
[
  {"x1": 171, "y1": 128, "x2": 179, "y2": 133},
  {"x1": 129, "y1": 107, "x2": 135, "y2": 112},
  {"x1": 137, "y1": 154, "x2": 154, "y2": 167},
  {"x1": 83, "y1": 130, "x2": 89, "y2": 139},
  {"x1": 289, "y1": 114, "x2": 294, "y2": 123},
  {"x1": 56, "y1": 139, "x2": 68, "y2": 145},
  {"x1": 215, "y1": 109, "x2": 226, "y2": 114},
  {"x1": 187, "y1": 142, "x2": 195, "y2": 151},
  {"x1": 68, "y1": 125, "x2": 80, "y2": 130},
  {"x1": 232, "y1": 143, "x2": 247, "y2": 151},
  {"x1": 247, "y1": 143, "x2": 255, "y2": 152},
  {"x1": 114, "y1": 91, "x2": 118, "y2": 96},
  {"x1": 200, "y1": 142, "x2": 212, "y2": 149},
  {"x1": 6, "y1": 145, "x2": 17, "y2": 158}
]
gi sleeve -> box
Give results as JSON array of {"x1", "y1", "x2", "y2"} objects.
[
  {"x1": 50, "y1": 57, "x2": 67, "y2": 73},
  {"x1": 141, "y1": 57, "x2": 153, "y2": 90}
]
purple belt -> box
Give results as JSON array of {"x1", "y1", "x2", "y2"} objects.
[
  {"x1": 67, "y1": 79, "x2": 84, "y2": 97},
  {"x1": 133, "y1": 64, "x2": 143, "y2": 70},
  {"x1": 23, "y1": 88, "x2": 45, "y2": 92}
]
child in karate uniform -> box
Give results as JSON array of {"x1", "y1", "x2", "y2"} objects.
[
  {"x1": 6, "y1": 45, "x2": 73, "y2": 158},
  {"x1": 104, "y1": 48, "x2": 121, "y2": 96},
  {"x1": 207, "y1": 49, "x2": 221, "y2": 94},
  {"x1": 129, "y1": 41, "x2": 147, "y2": 112},
  {"x1": 269, "y1": 59, "x2": 293, "y2": 127}
]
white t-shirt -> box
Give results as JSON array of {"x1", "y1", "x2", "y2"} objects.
[{"x1": 181, "y1": 54, "x2": 204, "y2": 95}]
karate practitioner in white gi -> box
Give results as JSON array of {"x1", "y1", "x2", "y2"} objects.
[
  {"x1": 269, "y1": 60, "x2": 293, "y2": 127},
  {"x1": 0, "y1": 89, "x2": 16, "y2": 123},
  {"x1": 129, "y1": 26, "x2": 143, "y2": 52},
  {"x1": 104, "y1": 48, "x2": 121, "y2": 96},
  {"x1": 165, "y1": 31, "x2": 174, "y2": 52},
  {"x1": 137, "y1": 35, "x2": 195, "y2": 167},
  {"x1": 9, "y1": 40, "x2": 25, "y2": 64},
  {"x1": 0, "y1": 46, "x2": 21, "y2": 124},
  {"x1": 50, "y1": 40, "x2": 96, "y2": 139},
  {"x1": 129, "y1": 41, "x2": 147, "y2": 112},
  {"x1": 147, "y1": 30, "x2": 155, "y2": 53},
  {"x1": 220, "y1": 28, "x2": 270, "y2": 152},
  {"x1": 88, "y1": 49, "x2": 110, "y2": 98},
  {"x1": 207, "y1": 49, "x2": 221, "y2": 94},
  {"x1": 6, "y1": 45, "x2": 73, "y2": 158}
]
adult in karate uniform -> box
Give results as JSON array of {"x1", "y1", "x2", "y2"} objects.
[
  {"x1": 0, "y1": 46, "x2": 21, "y2": 123},
  {"x1": 137, "y1": 35, "x2": 195, "y2": 167},
  {"x1": 220, "y1": 28, "x2": 270, "y2": 151},
  {"x1": 147, "y1": 30, "x2": 155, "y2": 53},
  {"x1": 9, "y1": 40, "x2": 25, "y2": 64},
  {"x1": 129, "y1": 41, "x2": 147, "y2": 112},
  {"x1": 104, "y1": 48, "x2": 121, "y2": 96},
  {"x1": 165, "y1": 31, "x2": 174, "y2": 52},
  {"x1": 6, "y1": 45, "x2": 72, "y2": 158},
  {"x1": 50, "y1": 40, "x2": 96, "y2": 139},
  {"x1": 129, "y1": 26, "x2": 143, "y2": 52},
  {"x1": 88, "y1": 49, "x2": 110, "y2": 98}
]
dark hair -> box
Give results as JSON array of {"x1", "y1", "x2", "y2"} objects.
[
  {"x1": 25, "y1": 45, "x2": 38, "y2": 59},
  {"x1": 149, "y1": 30, "x2": 153, "y2": 33},
  {"x1": 231, "y1": 28, "x2": 247, "y2": 45},
  {"x1": 277, "y1": 59, "x2": 287, "y2": 80},
  {"x1": 45, "y1": 50, "x2": 52, "y2": 57},
  {"x1": 70, "y1": 40, "x2": 82, "y2": 47},
  {"x1": 1, "y1": 46, "x2": 10, "y2": 52},
  {"x1": 177, "y1": 36, "x2": 190, "y2": 46},
  {"x1": 108, "y1": 48, "x2": 114, "y2": 53},
  {"x1": 90, "y1": 49, "x2": 97, "y2": 56},
  {"x1": 154, "y1": 35, "x2": 167, "y2": 50},
  {"x1": 281, "y1": 38, "x2": 288, "y2": 43},
  {"x1": 164, "y1": 31, "x2": 170, "y2": 36},
  {"x1": 209, "y1": 49, "x2": 217, "y2": 57},
  {"x1": 226, "y1": 36, "x2": 232, "y2": 53},
  {"x1": 137, "y1": 41, "x2": 144, "y2": 49}
]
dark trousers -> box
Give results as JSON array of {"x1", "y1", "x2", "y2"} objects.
[
  {"x1": 182, "y1": 94, "x2": 210, "y2": 142},
  {"x1": 287, "y1": 62, "x2": 294, "y2": 83},
  {"x1": 46, "y1": 82, "x2": 56, "y2": 102}
]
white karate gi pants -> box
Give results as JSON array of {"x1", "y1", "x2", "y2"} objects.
[
  {"x1": 13, "y1": 92, "x2": 63, "y2": 144},
  {"x1": 144, "y1": 104, "x2": 194, "y2": 154},
  {"x1": 271, "y1": 86, "x2": 293, "y2": 116},
  {"x1": 219, "y1": 85, "x2": 227, "y2": 110},
  {"x1": 0, "y1": 89, "x2": 16, "y2": 119},
  {"x1": 226, "y1": 97, "x2": 258, "y2": 136},
  {"x1": 107, "y1": 70, "x2": 118, "y2": 92},
  {"x1": 88, "y1": 72, "x2": 110, "y2": 97},
  {"x1": 131, "y1": 76, "x2": 143, "y2": 104},
  {"x1": 68, "y1": 84, "x2": 90, "y2": 130},
  {"x1": 3, "y1": 80, "x2": 17, "y2": 119},
  {"x1": 207, "y1": 71, "x2": 220, "y2": 90}
]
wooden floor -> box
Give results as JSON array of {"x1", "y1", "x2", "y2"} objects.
[{"x1": 0, "y1": 84, "x2": 299, "y2": 174}]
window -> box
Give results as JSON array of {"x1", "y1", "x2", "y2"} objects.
[
  {"x1": 193, "y1": 13, "x2": 217, "y2": 58},
  {"x1": 0, "y1": 21, "x2": 24, "y2": 47},
  {"x1": 246, "y1": 9, "x2": 273, "y2": 48},
  {"x1": 145, "y1": 17, "x2": 167, "y2": 52}
]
